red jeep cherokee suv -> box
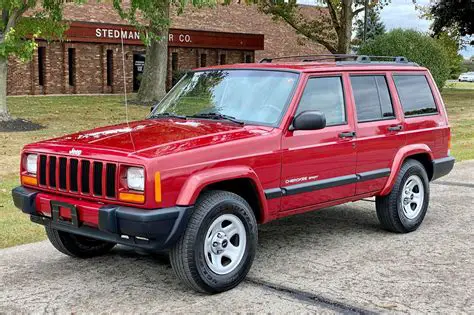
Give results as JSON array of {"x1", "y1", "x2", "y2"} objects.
[{"x1": 13, "y1": 55, "x2": 455, "y2": 293}]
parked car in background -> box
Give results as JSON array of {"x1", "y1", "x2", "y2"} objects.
[
  {"x1": 13, "y1": 55, "x2": 455, "y2": 294},
  {"x1": 458, "y1": 72, "x2": 474, "y2": 82}
]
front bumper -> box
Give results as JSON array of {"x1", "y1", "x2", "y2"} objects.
[{"x1": 12, "y1": 186, "x2": 193, "y2": 250}]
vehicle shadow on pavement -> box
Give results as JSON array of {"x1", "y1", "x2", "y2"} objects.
[{"x1": 23, "y1": 203, "x2": 382, "y2": 296}]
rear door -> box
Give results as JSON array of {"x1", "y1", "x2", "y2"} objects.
[
  {"x1": 280, "y1": 73, "x2": 357, "y2": 212},
  {"x1": 349, "y1": 72, "x2": 406, "y2": 195}
]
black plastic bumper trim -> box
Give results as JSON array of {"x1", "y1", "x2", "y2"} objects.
[
  {"x1": 12, "y1": 186, "x2": 38, "y2": 214},
  {"x1": 432, "y1": 156, "x2": 455, "y2": 181},
  {"x1": 12, "y1": 186, "x2": 193, "y2": 250}
]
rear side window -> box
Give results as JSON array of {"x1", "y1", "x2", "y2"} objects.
[
  {"x1": 350, "y1": 75, "x2": 394, "y2": 122},
  {"x1": 296, "y1": 76, "x2": 346, "y2": 126},
  {"x1": 393, "y1": 75, "x2": 437, "y2": 116}
]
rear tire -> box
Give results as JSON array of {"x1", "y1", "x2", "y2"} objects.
[
  {"x1": 376, "y1": 159, "x2": 430, "y2": 233},
  {"x1": 170, "y1": 190, "x2": 258, "y2": 293},
  {"x1": 45, "y1": 227, "x2": 116, "y2": 258}
]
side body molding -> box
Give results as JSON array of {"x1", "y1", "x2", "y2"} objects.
[
  {"x1": 379, "y1": 144, "x2": 434, "y2": 196},
  {"x1": 175, "y1": 166, "x2": 269, "y2": 222}
]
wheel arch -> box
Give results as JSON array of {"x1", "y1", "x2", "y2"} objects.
[
  {"x1": 380, "y1": 144, "x2": 434, "y2": 196},
  {"x1": 175, "y1": 166, "x2": 269, "y2": 223}
]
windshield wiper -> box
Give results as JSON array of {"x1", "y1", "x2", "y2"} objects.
[
  {"x1": 189, "y1": 113, "x2": 244, "y2": 125},
  {"x1": 150, "y1": 112, "x2": 187, "y2": 120}
]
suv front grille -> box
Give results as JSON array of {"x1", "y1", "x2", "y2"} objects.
[{"x1": 37, "y1": 154, "x2": 117, "y2": 199}]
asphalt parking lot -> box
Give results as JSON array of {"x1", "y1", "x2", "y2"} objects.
[{"x1": 1, "y1": 161, "x2": 473, "y2": 314}]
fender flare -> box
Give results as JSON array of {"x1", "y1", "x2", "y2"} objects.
[
  {"x1": 379, "y1": 144, "x2": 434, "y2": 196},
  {"x1": 175, "y1": 166, "x2": 269, "y2": 223}
]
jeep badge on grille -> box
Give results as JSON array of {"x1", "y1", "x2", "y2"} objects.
[{"x1": 69, "y1": 148, "x2": 82, "y2": 156}]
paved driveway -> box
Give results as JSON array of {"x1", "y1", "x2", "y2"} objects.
[{"x1": 1, "y1": 161, "x2": 473, "y2": 314}]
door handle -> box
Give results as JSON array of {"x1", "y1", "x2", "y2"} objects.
[
  {"x1": 339, "y1": 131, "x2": 356, "y2": 138},
  {"x1": 388, "y1": 125, "x2": 403, "y2": 132}
]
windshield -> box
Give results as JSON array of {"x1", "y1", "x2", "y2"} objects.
[{"x1": 150, "y1": 70, "x2": 299, "y2": 126}]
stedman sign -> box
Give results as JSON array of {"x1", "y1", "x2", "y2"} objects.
[{"x1": 64, "y1": 22, "x2": 264, "y2": 50}]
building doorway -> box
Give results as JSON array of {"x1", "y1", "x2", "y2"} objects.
[{"x1": 133, "y1": 53, "x2": 145, "y2": 91}]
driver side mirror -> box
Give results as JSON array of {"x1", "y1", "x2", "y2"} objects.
[{"x1": 290, "y1": 110, "x2": 326, "y2": 131}]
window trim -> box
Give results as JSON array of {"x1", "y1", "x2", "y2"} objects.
[
  {"x1": 349, "y1": 74, "x2": 396, "y2": 123},
  {"x1": 294, "y1": 74, "x2": 348, "y2": 127},
  {"x1": 392, "y1": 73, "x2": 439, "y2": 118}
]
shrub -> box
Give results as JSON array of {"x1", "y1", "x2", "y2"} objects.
[{"x1": 358, "y1": 29, "x2": 451, "y2": 89}]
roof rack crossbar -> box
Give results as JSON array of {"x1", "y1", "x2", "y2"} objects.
[{"x1": 259, "y1": 54, "x2": 412, "y2": 64}]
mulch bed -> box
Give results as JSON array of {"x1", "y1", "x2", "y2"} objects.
[{"x1": 0, "y1": 118, "x2": 44, "y2": 132}]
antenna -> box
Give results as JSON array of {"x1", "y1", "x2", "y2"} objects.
[{"x1": 120, "y1": 28, "x2": 136, "y2": 151}]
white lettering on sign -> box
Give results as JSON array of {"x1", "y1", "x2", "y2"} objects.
[
  {"x1": 169, "y1": 33, "x2": 192, "y2": 43},
  {"x1": 95, "y1": 28, "x2": 140, "y2": 40}
]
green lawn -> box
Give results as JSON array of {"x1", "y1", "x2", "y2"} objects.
[{"x1": 0, "y1": 90, "x2": 472, "y2": 248}]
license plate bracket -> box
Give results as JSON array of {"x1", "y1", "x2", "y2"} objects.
[{"x1": 50, "y1": 200, "x2": 79, "y2": 227}]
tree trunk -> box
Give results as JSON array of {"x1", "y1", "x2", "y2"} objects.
[
  {"x1": 136, "y1": 5, "x2": 170, "y2": 103},
  {"x1": 336, "y1": 0, "x2": 353, "y2": 54},
  {"x1": 0, "y1": 56, "x2": 10, "y2": 122}
]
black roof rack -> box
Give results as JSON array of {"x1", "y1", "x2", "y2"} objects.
[{"x1": 259, "y1": 54, "x2": 418, "y2": 66}]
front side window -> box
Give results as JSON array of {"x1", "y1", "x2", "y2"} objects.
[
  {"x1": 296, "y1": 76, "x2": 346, "y2": 126},
  {"x1": 350, "y1": 75, "x2": 394, "y2": 122},
  {"x1": 150, "y1": 70, "x2": 299, "y2": 126},
  {"x1": 393, "y1": 75, "x2": 437, "y2": 116}
]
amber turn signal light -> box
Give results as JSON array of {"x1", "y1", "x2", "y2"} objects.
[
  {"x1": 119, "y1": 192, "x2": 145, "y2": 203},
  {"x1": 155, "y1": 172, "x2": 161, "y2": 203},
  {"x1": 21, "y1": 175, "x2": 38, "y2": 186}
]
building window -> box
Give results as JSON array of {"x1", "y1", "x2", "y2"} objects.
[
  {"x1": 68, "y1": 48, "x2": 76, "y2": 87},
  {"x1": 38, "y1": 47, "x2": 46, "y2": 86},
  {"x1": 106, "y1": 49, "x2": 113, "y2": 86},
  {"x1": 220, "y1": 54, "x2": 226, "y2": 65},
  {"x1": 245, "y1": 54, "x2": 252, "y2": 63},
  {"x1": 200, "y1": 53, "x2": 207, "y2": 67},
  {"x1": 172, "y1": 52, "x2": 178, "y2": 72}
]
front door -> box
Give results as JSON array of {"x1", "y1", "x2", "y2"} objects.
[
  {"x1": 133, "y1": 53, "x2": 146, "y2": 91},
  {"x1": 280, "y1": 74, "x2": 357, "y2": 212}
]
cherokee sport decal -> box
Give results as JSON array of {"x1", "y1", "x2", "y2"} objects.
[{"x1": 285, "y1": 175, "x2": 319, "y2": 185}]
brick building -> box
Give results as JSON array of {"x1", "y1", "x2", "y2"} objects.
[{"x1": 7, "y1": 1, "x2": 327, "y2": 96}]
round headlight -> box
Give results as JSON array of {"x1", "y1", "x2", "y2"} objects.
[
  {"x1": 127, "y1": 167, "x2": 144, "y2": 191},
  {"x1": 26, "y1": 154, "x2": 38, "y2": 175}
]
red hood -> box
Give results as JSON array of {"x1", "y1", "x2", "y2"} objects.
[{"x1": 36, "y1": 119, "x2": 272, "y2": 158}]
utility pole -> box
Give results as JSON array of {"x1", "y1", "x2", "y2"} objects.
[{"x1": 363, "y1": 0, "x2": 369, "y2": 43}]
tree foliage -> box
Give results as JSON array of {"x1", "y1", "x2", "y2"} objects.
[
  {"x1": 435, "y1": 32, "x2": 464, "y2": 79},
  {"x1": 1, "y1": 0, "x2": 78, "y2": 121},
  {"x1": 0, "y1": 0, "x2": 72, "y2": 61},
  {"x1": 359, "y1": 29, "x2": 450, "y2": 89},
  {"x1": 252, "y1": 0, "x2": 389, "y2": 54},
  {"x1": 429, "y1": 0, "x2": 474, "y2": 37},
  {"x1": 353, "y1": 6, "x2": 385, "y2": 46}
]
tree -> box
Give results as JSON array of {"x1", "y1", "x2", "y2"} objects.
[
  {"x1": 359, "y1": 29, "x2": 450, "y2": 89},
  {"x1": 254, "y1": 0, "x2": 388, "y2": 54},
  {"x1": 113, "y1": 0, "x2": 216, "y2": 103},
  {"x1": 0, "y1": 1, "x2": 69, "y2": 121},
  {"x1": 429, "y1": 0, "x2": 474, "y2": 37},
  {"x1": 435, "y1": 32, "x2": 464, "y2": 79},
  {"x1": 353, "y1": 6, "x2": 385, "y2": 46}
]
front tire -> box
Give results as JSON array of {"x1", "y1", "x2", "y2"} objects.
[
  {"x1": 376, "y1": 159, "x2": 430, "y2": 233},
  {"x1": 45, "y1": 227, "x2": 116, "y2": 258},
  {"x1": 170, "y1": 190, "x2": 258, "y2": 293}
]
